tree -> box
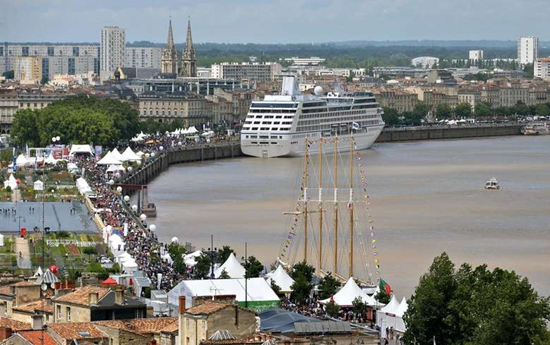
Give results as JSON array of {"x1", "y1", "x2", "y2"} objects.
[
  {"x1": 194, "y1": 253, "x2": 212, "y2": 279},
  {"x1": 270, "y1": 280, "x2": 281, "y2": 295},
  {"x1": 41, "y1": 76, "x2": 49, "y2": 85},
  {"x1": 382, "y1": 107, "x2": 400, "y2": 126},
  {"x1": 244, "y1": 256, "x2": 263, "y2": 278},
  {"x1": 173, "y1": 254, "x2": 186, "y2": 274},
  {"x1": 218, "y1": 269, "x2": 230, "y2": 279},
  {"x1": 375, "y1": 289, "x2": 391, "y2": 304},
  {"x1": 168, "y1": 242, "x2": 186, "y2": 259},
  {"x1": 291, "y1": 261, "x2": 315, "y2": 282},
  {"x1": 352, "y1": 296, "x2": 366, "y2": 315},
  {"x1": 290, "y1": 275, "x2": 312, "y2": 306},
  {"x1": 0, "y1": 149, "x2": 14, "y2": 166},
  {"x1": 217, "y1": 246, "x2": 234, "y2": 264},
  {"x1": 404, "y1": 253, "x2": 550, "y2": 345},
  {"x1": 318, "y1": 274, "x2": 341, "y2": 300},
  {"x1": 535, "y1": 104, "x2": 549, "y2": 117},
  {"x1": 2, "y1": 70, "x2": 14, "y2": 79},
  {"x1": 325, "y1": 300, "x2": 340, "y2": 318},
  {"x1": 436, "y1": 103, "x2": 453, "y2": 119},
  {"x1": 475, "y1": 102, "x2": 492, "y2": 118},
  {"x1": 454, "y1": 103, "x2": 472, "y2": 118}
]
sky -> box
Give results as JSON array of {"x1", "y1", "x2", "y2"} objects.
[{"x1": 0, "y1": 0, "x2": 548, "y2": 44}]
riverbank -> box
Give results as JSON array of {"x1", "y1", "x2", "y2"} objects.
[{"x1": 376, "y1": 123, "x2": 522, "y2": 142}]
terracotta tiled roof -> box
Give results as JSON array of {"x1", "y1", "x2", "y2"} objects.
[
  {"x1": 95, "y1": 317, "x2": 178, "y2": 335},
  {"x1": 185, "y1": 302, "x2": 230, "y2": 315},
  {"x1": 12, "y1": 300, "x2": 54, "y2": 314},
  {"x1": 54, "y1": 285, "x2": 110, "y2": 307},
  {"x1": 48, "y1": 322, "x2": 108, "y2": 340},
  {"x1": 0, "y1": 286, "x2": 11, "y2": 295},
  {"x1": 0, "y1": 316, "x2": 31, "y2": 331},
  {"x1": 160, "y1": 321, "x2": 179, "y2": 333},
  {"x1": 18, "y1": 330, "x2": 57, "y2": 345}
]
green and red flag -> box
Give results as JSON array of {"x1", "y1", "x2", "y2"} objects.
[{"x1": 379, "y1": 278, "x2": 392, "y2": 294}]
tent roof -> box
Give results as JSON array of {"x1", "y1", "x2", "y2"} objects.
[
  {"x1": 214, "y1": 253, "x2": 245, "y2": 278},
  {"x1": 265, "y1": 265, "x2": 294, "y2": 293},
  {"x1": 15, "y1": 154, "x2": 28, "y2": 166},
  {"x1": 380, "y1": 295, "x2": 400, "y2": 314},
  {"x1": 121, "y1": 147, "x2": 141, "y2": 162},
  {"x1": 102, "y1": 277, "x2": 117, "y2": 286},
  {"x1": 396, "y1": 297, "x2": 408, "y2": 317},
  {"x1": 69, "y1": 144, "x2": 93, "y2": 156},
  {"x1": 320, "y1": 277, "x2": 379, "y2": 307},
  {"x1": 111, "y1": 148, "x2": 126, "y2": 162},
  {"x1": 168, "y1": 277, "x2": 279, "y2": 306},
  {"x1": 97, "y1": 151, "x2": 122, "y2": 166},
  {"x1": 36, "y1": 269, "x2": 60, "y2": 285}
]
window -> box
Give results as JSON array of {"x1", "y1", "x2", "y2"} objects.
[
  {"x1": 66, "y1": 307, "x2": 71, "y2": 321},
  {"x1": 57, "y1": 305, "x2": 61, "y2": 319}
]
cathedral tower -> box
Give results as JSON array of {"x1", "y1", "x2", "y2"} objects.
[
  {"x1": 180, "y1": 19, "x2": 197, "y2": 77},
  {"x1": 161, "y1": 19, "x2": 178, "y2": 74}
]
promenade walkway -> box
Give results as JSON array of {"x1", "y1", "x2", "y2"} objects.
[{"x1": 15, "y1": 237, "x2": 31, "y2": 269}]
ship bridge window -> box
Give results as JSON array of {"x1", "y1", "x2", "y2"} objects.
[
  {"x1": 260, "y1": 127, "x2": 269, "y2": 130},
  {"x1": 252, "y1": 127, "x2": 258, "y2": 130},
  {"x1": 253, "y1": 121, "x2": 261, "y2": 124},
  {"x1": 263, "y1": 122, "x2": 272, "y2": 125},
  {"x1": 250, "y1": 135, "x2": 258, "y2": 139},
  {"x1": 273, "y1": 122, "x2": 281, "y2": 125},
  {"x1": 260, "y1": 135, "x2": 269, "y2": 139},
  {"x1": 275, "y1": 116, "x2": 282, "y2": 119},
  {"x1": 251, "y1": 103, "x2": 297, "y2": 108}
]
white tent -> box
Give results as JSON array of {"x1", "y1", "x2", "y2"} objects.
[
  {"x1": 131, "y1": 131, "x2": 148, "y2": 142},
  {"x1": 379, "y1": 295, "x2": 400, "y2": 314},
  {"x1": 76, "y1": 177, "x2": 93, "y2": 196},
  {"x1": 121, "y1": 147, "x2": 141, "y2": 162},
  {"x1": 168, "y1": 277, "x2": 280, "y2": 312},
  {"x1": 136, "y1": 151, "x2": 144, "y2": 157},
  {"x1": 67, "y1": 163, "x2": 79, "y2": 173},
  {"x1": 111, "y1": 148, "x2": 126, "y2": 162},
  {"x1": 265, "y1": 265, "x2": 294, "y2": 293},
  {"x1": 4, "y1": 174, "x2": 18, "y2": 190},
  {"x1": 214, "y1": 253, "x2": 246, "y2": 278},
  {"x1": 44, "y1": 154, "x2": 58, "y2": 165},
  {"x1": 183, "y1": 126, "x2": 198, "y2": 135},
  {"x1": 32, "y1": 266, "x2": 43, "y2": 278},
  {"x1": 69, "y1": 144, "x2": 93, "y2": 156},
  {"x1": 106, "y1": 164, "x2": 125, "y2": 173},
  {"x1": 320, "y1": 277, "x2": 380, "y2": 307},
  {"x1": 0, "y1": 234, "x2": 4, "y2": 247},
  {"x1": 97, "y1": 151, "x2": 122, "y2": 166},
  {"x1": 15, "y1": 154, "x2": 28, "y2": 167},
  {"x1": 377, "y1": 295, "x2": 407, "y2": 334},
  {"x1": 183, "y1": 250, "x2": 203, "y2": 267},
  {"x1": 33, "y1": 180, "x2": 44, "y2": 191}
]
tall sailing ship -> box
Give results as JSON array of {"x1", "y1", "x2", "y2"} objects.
[
  {"x1": 241, "y1": 77, "x2": 385, "y2": 158},
  {"x1": 277, "y1": 135, "x2": 383, "y2": 286}
]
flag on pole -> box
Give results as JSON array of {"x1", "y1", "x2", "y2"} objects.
[{"x1": 379, "y1": 278, "x2": 393, "y2": 294}]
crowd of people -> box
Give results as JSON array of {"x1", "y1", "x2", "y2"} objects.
[{"x1": 73, "y1": 133, "x2": 236, "y2": 291}]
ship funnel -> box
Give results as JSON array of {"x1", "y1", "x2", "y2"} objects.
[{"x1": 282, "y1": 76, "x2": 300, "y2": 96}]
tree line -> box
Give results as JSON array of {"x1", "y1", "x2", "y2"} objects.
[{"x1": 382, "y1": 101, "x2": 550, "y2": 126}]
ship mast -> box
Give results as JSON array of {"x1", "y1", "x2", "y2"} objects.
[
  {"x1": 303, "y1": 136, "x2": 309, "y2": 262},
  {"x1": 349, "y1": 136, "x2": 354, "y2": 277},
  {"x1": 318, "y1": 140, "x2": 323, "y2": 271},
  {"x1": 333, "y1": 138, "x2": 338, "y2": 275}
]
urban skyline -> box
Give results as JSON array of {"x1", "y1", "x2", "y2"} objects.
[{"x1": 2, "y1": 0, "x2": 550, "y2": 43}]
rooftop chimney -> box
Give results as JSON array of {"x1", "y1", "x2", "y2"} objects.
[
  {"x1": 178, "y1": 296, "x2": 186, "y2": 315},
  {"x1": 31, "y1": 314, "x2": 43, "y2": 331},
  {"x1": 89, "y1": 292, "x2": 99, "y2": 305},
  {"x1": 114, "y1": 287, "x2": 124, "y2": 305}
]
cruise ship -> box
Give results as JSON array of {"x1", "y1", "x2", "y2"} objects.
[{"x1": 240, "y1": 77, "x2": 385, "y2": 158}]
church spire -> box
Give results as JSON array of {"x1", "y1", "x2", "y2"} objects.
[
  {"x1": 167, "y1": 19, "x2": 175, "y2": 49},
  {"x1": 181, "y1": 18, "x2": 197, "y2": 77},
  {"x1": 161, "y1": 18, "x2": 178, "y2": 74}
]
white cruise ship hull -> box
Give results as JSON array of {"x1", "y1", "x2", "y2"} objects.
[{"x1": 241, "y1": 125, "x2": 384, "y2": 158}]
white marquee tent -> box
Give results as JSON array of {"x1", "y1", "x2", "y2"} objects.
[
  {"x1": 69, "y1": 144, "x2": 94, "y2": 156},
  {"x1": 121, "y1": 147, "x2": 141, "y2": 162},
  {"x1": 33, "y1": 180, "x2": 44, "y2": 191},
  {"x1": 111, "y1": 148, "x2": 125, "y2": 162},
  {"x1": 214, "y1": 253, "x2": 246, "y2": 278},
  {"x1": 320, "y1": 277, "x2": 381, "y2": 307},
  {"x1": 76, "y1": 177, "x2": 93, "y2": 196},
  {"x1": 44, "y1": 154, "x2": 58, "y2": 165},
  {"x1": 15, "y1": 154, "x2": 29, "y2": 167},
  {"x1": 168, "y1": 277, "x2": 280, "y2": 312},
  {"x1": 265, "y1": 265, "x2": 294, "y2": 293},
  {"x1": 183, "y1": 250, "x2": 203, "y2": 267},
  {"x1": 97, "y1": 151, "x2": 122, "y2": 166},
  {"x1": 4, "y1": 174, "x2": 18, "y2": 190},
  {"x1": 376, "y1": 295, "x2": 408, "y2": 334}
]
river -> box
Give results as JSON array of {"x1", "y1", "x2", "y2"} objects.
[{"x1": 146, "y1": 136, "x2": 550, "y2": 298}]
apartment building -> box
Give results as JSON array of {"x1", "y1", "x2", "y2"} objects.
[
  {"x1": 211, "y1": 62, "x2": 282, "y2": 81},
  {"x1": 124, "y1": 47, "x2": 162, "y2": 69},
  {"x1": 518, "y1": 36, "x2": 539, "y2": 65},
  {"x1": 13, "y1": 57, "x2": 42, "y2": 84}
]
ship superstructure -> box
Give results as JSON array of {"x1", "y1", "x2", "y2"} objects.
[{"x1": 240, "y1": 77, "x2": 385, "y2": 158}]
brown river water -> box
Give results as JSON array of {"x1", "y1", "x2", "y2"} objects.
[{"x1": 146, "y1": 136, "x2": 550, "y2": 298}]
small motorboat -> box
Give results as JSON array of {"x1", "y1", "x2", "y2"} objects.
[{"x1": 485, "y1": 177, "x2": 500, "y2": 190}]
